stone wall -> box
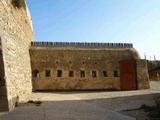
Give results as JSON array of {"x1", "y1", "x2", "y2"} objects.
[
  {"x1": 136, "y1": 59, "x2": 150, "y2": 89},
  {"x1": 149, "y1": 68, "x2": 160, "y2": 81},
  {"x1": 0, "y1": 0, "x2": 150, "y2": 112},
  {"x1": 30, "y1": 46, "x2": 140, "y2": 90},
  {"x1": 147, "y1": 60, "x2": 160, "y2": 81},
  {"x1": 0, "y1": 0, "x2": 34, "y2": 111},
  {"x1": 147, "y1": 60, "x2": 160, "y2": 71}
]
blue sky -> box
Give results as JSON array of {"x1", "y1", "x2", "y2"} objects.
[{"x1": 27, "y1": 0, "x2": 160, "y2": 60}]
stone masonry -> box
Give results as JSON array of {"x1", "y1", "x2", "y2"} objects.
[
  {"x1": 136, "y1": 60, "x2": 150, "y2": 89},
  {"x1": 0, "y1": 0, "x2": 150, "y2": 112},
  {"x1": 0, "y1": 0, "x2": 34, "y2": 111},
  {"x1": 30, "y1": 42, "x2": 150, "y2": 91}
]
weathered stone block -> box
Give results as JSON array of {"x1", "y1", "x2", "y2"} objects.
[{"x1": 136, "y1": 59, "x2": 150, "y2": 89}]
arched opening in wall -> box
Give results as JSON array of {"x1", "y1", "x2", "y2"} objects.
[{"x1": 32, "y1": 70, "x2": 40, "y2": 78}]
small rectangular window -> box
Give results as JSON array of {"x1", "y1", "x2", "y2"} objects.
[
  {"x1": 33, "y1": 70, "x2": 39, "y2": 78},
  {"x1": 103, "y1": 71, "x2": 108, "y2": 77},
  {"x1": 45, "y1": 70, "x2": 51, "y2": 77},
  {"x1": 81, "y1": 71, "x2": 85, "y2": 78},
  {"x1": 69, "y1": 71, "x2": 74, "y2": 77},
  {"x1": 57, "y1": 70, "x2": 62, "y2": 77},
  {"x1": 114, "y1": 70, "x2": 119, "y2": 77},
  {"x1": 92, "y1": 71, "x2": 97, "y2": 78}
]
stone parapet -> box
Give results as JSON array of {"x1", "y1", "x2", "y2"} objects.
[{"x1": 31, "y1": 42, "x2": 133, "y2": 49}]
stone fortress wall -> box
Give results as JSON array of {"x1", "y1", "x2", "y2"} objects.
[
  {"x1": 0, "y1": 0, "x2": 34, "y2": 111},
  {"x1": 30, "y1": 42, "x2": 149, "y2": 91},
  {"x1": 0, "y1": 0, "x2": 150, "y2": 112}
]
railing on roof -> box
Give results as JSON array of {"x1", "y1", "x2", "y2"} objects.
[{"x1": 31, "y1": 42, "x2": 133, "y2": 48}]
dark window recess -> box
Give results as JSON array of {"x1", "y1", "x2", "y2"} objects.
[
  {"x1": 81, "y1": 71, "x2": 85, "y2": 78},
  {"x1": 57, "y1": 70, "x2": 62, "y2": 77},
  {"x1": 32, "y1": 70, "x2": 39, "y2": 78},
  {"x1": 0, "y1": 76, "x2": 2, "y2": 86},
  {"x1": 45, "y1": 70, "x2": 51, "y2": 77},
  {"x1": 92, "y1": 71, "x2": 97, "y2": 78},
  {"x1": 114, "y1": 70, "x2": 119, "y2": 77},
  {"x1": 69, "y1": 71, "x2": 74, "y2": 77},
  {"x1": 103, "y1": 71, "x2": 108, "y2": 77}
]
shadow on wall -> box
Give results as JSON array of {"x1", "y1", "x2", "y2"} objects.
[{"x1": 0, "y1": 93, "x2": 160, "y2": 120}]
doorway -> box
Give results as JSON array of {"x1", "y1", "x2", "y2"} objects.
[{"x1": 120, "y1": 59, "x2": 137, "y2": 90}]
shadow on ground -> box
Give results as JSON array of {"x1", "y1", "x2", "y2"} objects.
[{"x1": 35, "y1": 89, "x2": 120, "y2": 94}]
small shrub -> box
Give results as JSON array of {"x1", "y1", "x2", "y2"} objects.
[{"x1": 11, "y1": 0, "x2": 25, "y2": 9}]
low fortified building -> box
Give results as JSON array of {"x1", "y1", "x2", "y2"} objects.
[
  {"x1": 0, "y1": 0, "x2": 150, "y2": 112},
  {"x1": 30, "y1": 42, "x2": 149, "y2": 91}
]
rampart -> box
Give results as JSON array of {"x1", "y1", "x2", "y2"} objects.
[
  {"x1": 0, "y1": 0, "x2": 150, "y2": 112},
  {"x1": 29, "y1": 42, "x2": 149, "y2": 91}
]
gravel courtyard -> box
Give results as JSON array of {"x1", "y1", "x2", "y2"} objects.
[{"x1": 0, "y1": 81, "x2": 160, "y2": 120}]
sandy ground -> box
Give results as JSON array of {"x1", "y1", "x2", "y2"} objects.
[{"x1": 0, "y1": 81, "x2": 160, "y2": 120}]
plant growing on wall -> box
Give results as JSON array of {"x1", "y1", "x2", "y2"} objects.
[{"x1": 11, "y1": 0, "x2": 25, "y2": 8}]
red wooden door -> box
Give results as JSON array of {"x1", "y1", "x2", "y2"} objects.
[{"x1": 120, "y1": 60, "x2": 137, "y2": 90}]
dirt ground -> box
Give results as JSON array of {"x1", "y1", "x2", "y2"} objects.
[
  {"x1": 120, "y1": 81, "x2": 160, "y2": 120},
  {"x1": 0, "y1": 81, "x2": 160, "y2": 120}
]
